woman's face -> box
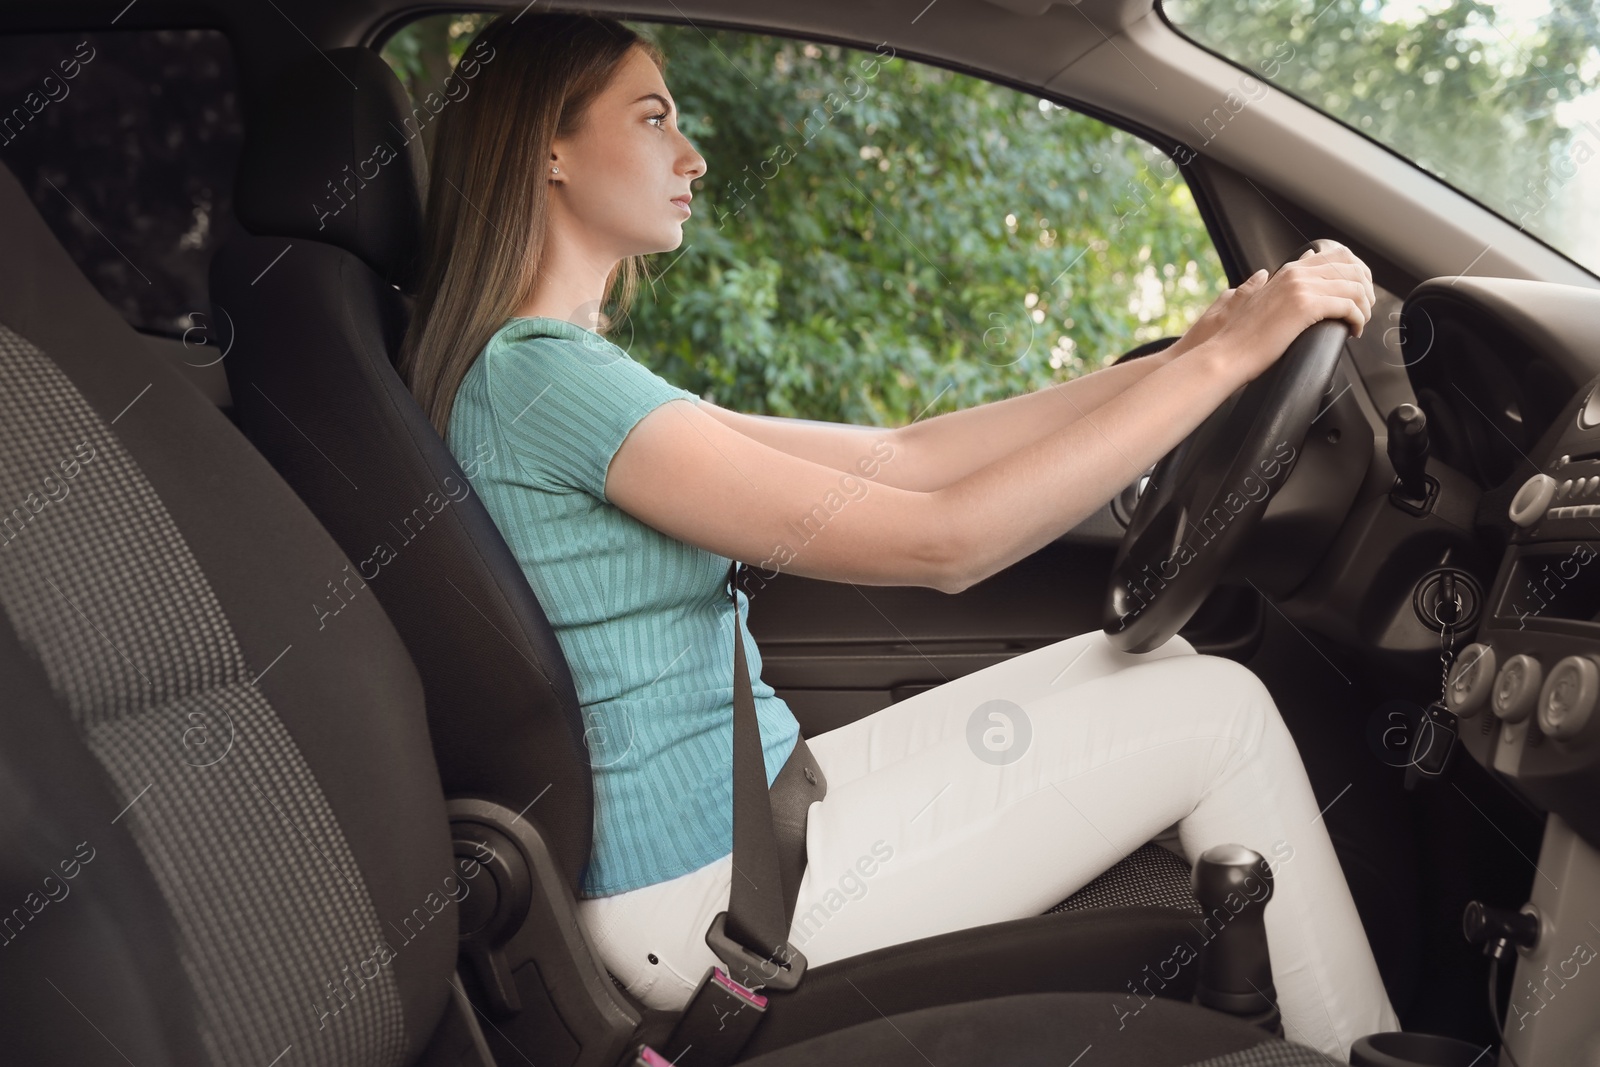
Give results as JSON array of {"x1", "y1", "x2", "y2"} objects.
[{"x1": 549, "y1": 45, "x2": 707, "y2": 262}]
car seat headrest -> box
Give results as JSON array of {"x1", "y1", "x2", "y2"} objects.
[{"x1": 234, "y1": 46, "x2": 427, "y2": 292}]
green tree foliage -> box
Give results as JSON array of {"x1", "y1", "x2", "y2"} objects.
[
  {"x1": 1163, "y1": 0, "x2": 1600, "y2": 274},
  {"x1": 383, "y1": 16, "x2": 1229, "y2": 424}
]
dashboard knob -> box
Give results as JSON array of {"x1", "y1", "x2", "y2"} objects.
[
  {"x1": 1492, "y1": 654, "x2": 1543, "y2": 724},
  {"x1": 1581, "y1": 384, "x2": 1600, "y2": 429},
  {"x1": 1508, "y1": 474, "x2": 1557, "y2": 527},
  {"x1": 1537, "y1": 655, "x2": 1597, "y2": 740},
  {"x1": 1444, "y1": 643, "x2": 1496, "y2": 718}
]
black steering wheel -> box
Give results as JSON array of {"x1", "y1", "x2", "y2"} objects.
[{"x1": 1100, "y1": 239, "x2": 1350, "y2": 653}]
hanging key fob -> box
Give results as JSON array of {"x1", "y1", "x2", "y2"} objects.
[{"x1": 1406, "y1": 701, "x2": 1458, "y2": 785}]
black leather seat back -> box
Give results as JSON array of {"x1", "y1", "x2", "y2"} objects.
[
  {"x1": 211, "y1": 47, "x2": 597, "y2": 895},
  {"x1": 0, "y1": 158, "x2": 458, "y2": 1065}
]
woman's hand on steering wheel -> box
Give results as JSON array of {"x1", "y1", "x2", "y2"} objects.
[
  {"x1": 1188, "y1": 242, "x2": 1376, "y2": 388},
  {"x1": 1164, "y1": 265, "x2": 1271, "y2": 360}
]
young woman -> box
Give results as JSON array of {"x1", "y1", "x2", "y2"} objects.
[{"x1": 397, "y1": 11, "x2": 1396, "y2": 1059}]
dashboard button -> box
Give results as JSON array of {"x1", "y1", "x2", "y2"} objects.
[
  {"x1": 1492, "y1": 654, "x2": 1543, "y2": 724},
  {"x1": 1537, "y1": 655, "x2": 1597, "y2": 740},
  {"x1": 1445, "y1": 643, "x2": 1496, "y2": 717},
  {"x1": 1509, "y1": 474, "x2": 1557, "y2": 527}
]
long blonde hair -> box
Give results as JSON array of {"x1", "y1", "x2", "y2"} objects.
[{"x1": 397, "y1": 11, "x2": 664, "y2": 436}]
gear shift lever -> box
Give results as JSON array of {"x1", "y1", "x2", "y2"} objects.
[{"x1": 1193, "y1": 844, "x2": 1283, "y2": 1036}]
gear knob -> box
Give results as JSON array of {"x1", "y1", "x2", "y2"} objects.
[{"x1": 1192, "y1": 843, "x2": 1282, "y2": 1034}]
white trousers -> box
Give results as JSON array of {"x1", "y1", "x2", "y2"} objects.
[{"x1": 574, "y1": 628, "x2": 1400, "y2": 1060}]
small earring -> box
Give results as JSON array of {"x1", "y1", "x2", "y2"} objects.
[{"x1": 551, "y1": 166, "x2": 559, "y2": 174}]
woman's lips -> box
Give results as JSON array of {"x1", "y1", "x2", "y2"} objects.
[{"x1": 671, "y1": 196, "x2": 692, "y2": 216}]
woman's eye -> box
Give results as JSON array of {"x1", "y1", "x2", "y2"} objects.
[{"x1": 647, "y1": 112, "x2": 669, "y2": 129}]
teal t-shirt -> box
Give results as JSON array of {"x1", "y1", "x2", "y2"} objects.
[{"x1": 447, "y1": 315, "x2": 801, "y2": 898}]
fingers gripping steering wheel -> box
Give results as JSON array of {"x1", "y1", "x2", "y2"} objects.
[{"x1": 1100, "y1": 239, "x2": 1350, "y2": 653}]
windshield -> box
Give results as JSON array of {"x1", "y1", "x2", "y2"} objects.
[{"x1": 1159, "y1": 0, "x2": 1600, "y2": 278}]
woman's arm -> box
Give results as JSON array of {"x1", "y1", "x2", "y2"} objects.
[
  {"x1": 605, "y1": 247, "x2": 1369, "y2": 593},
  {"x1": 885, "y1": 270, "x2": 1275, "y2": 491},
  {"x1": 606, "y1": 341, "x2": 1240, "y2": 593},
  {"x1": 696, "y1": 344, "x2": 1176, "y2": 493},
  {"x1": 698, "y1": 271, "x2": 1270, "y2": 492},
  {"x1": 886, "y1": 344, "x2": 1178, "y2": 491}
]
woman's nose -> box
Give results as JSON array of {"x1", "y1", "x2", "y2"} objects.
[{"x1": 679, "y1": 139, "x2": 707, "y2": 181}]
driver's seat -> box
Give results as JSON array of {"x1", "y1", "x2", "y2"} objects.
[{"x1": 202, "y1": 45, "x2": 1285, "y2": 1062}]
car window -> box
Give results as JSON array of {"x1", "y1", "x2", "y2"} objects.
[
  {"x1": 1160, "y1": 0, "x2": 1600, "y2": 280},
  {"x1": 379, "y1": 16, "x2": 1228, "y2": 426},
  {"x1": 0, "y1": 29, "x2": 244, "y2": 338}
]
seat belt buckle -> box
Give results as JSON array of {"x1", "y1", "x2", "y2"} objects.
[
  {"x1": 658, "y1": 964, "x2": 772, "y2": 1066},
  {"x1": 632, "y1": 1045, "x2": 675, "y2": 1066},
  {"x1": 704, "y1": 910, "x2": 806, "y2": 991}
]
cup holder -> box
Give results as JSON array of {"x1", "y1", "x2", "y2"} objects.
[{"x1": 1349, "y1": 1032, "x2": 1492, "y2": 1067}]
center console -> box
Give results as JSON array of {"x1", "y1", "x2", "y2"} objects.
[
  {"x1": 1447, "y1": 373, "x2": 1600, "y2": 843},
  {"x1": 1436, "y1": 373, "x2": 1600, "y2": 1066}
]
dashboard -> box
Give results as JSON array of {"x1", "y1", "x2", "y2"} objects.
[{"x1": 1403, "y1": 277, "x2": 1600, "y2": 852}]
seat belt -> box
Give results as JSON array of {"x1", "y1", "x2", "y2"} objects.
[{"x1": 649, "y1": 560, "x2": 808, "y2": 1067}]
